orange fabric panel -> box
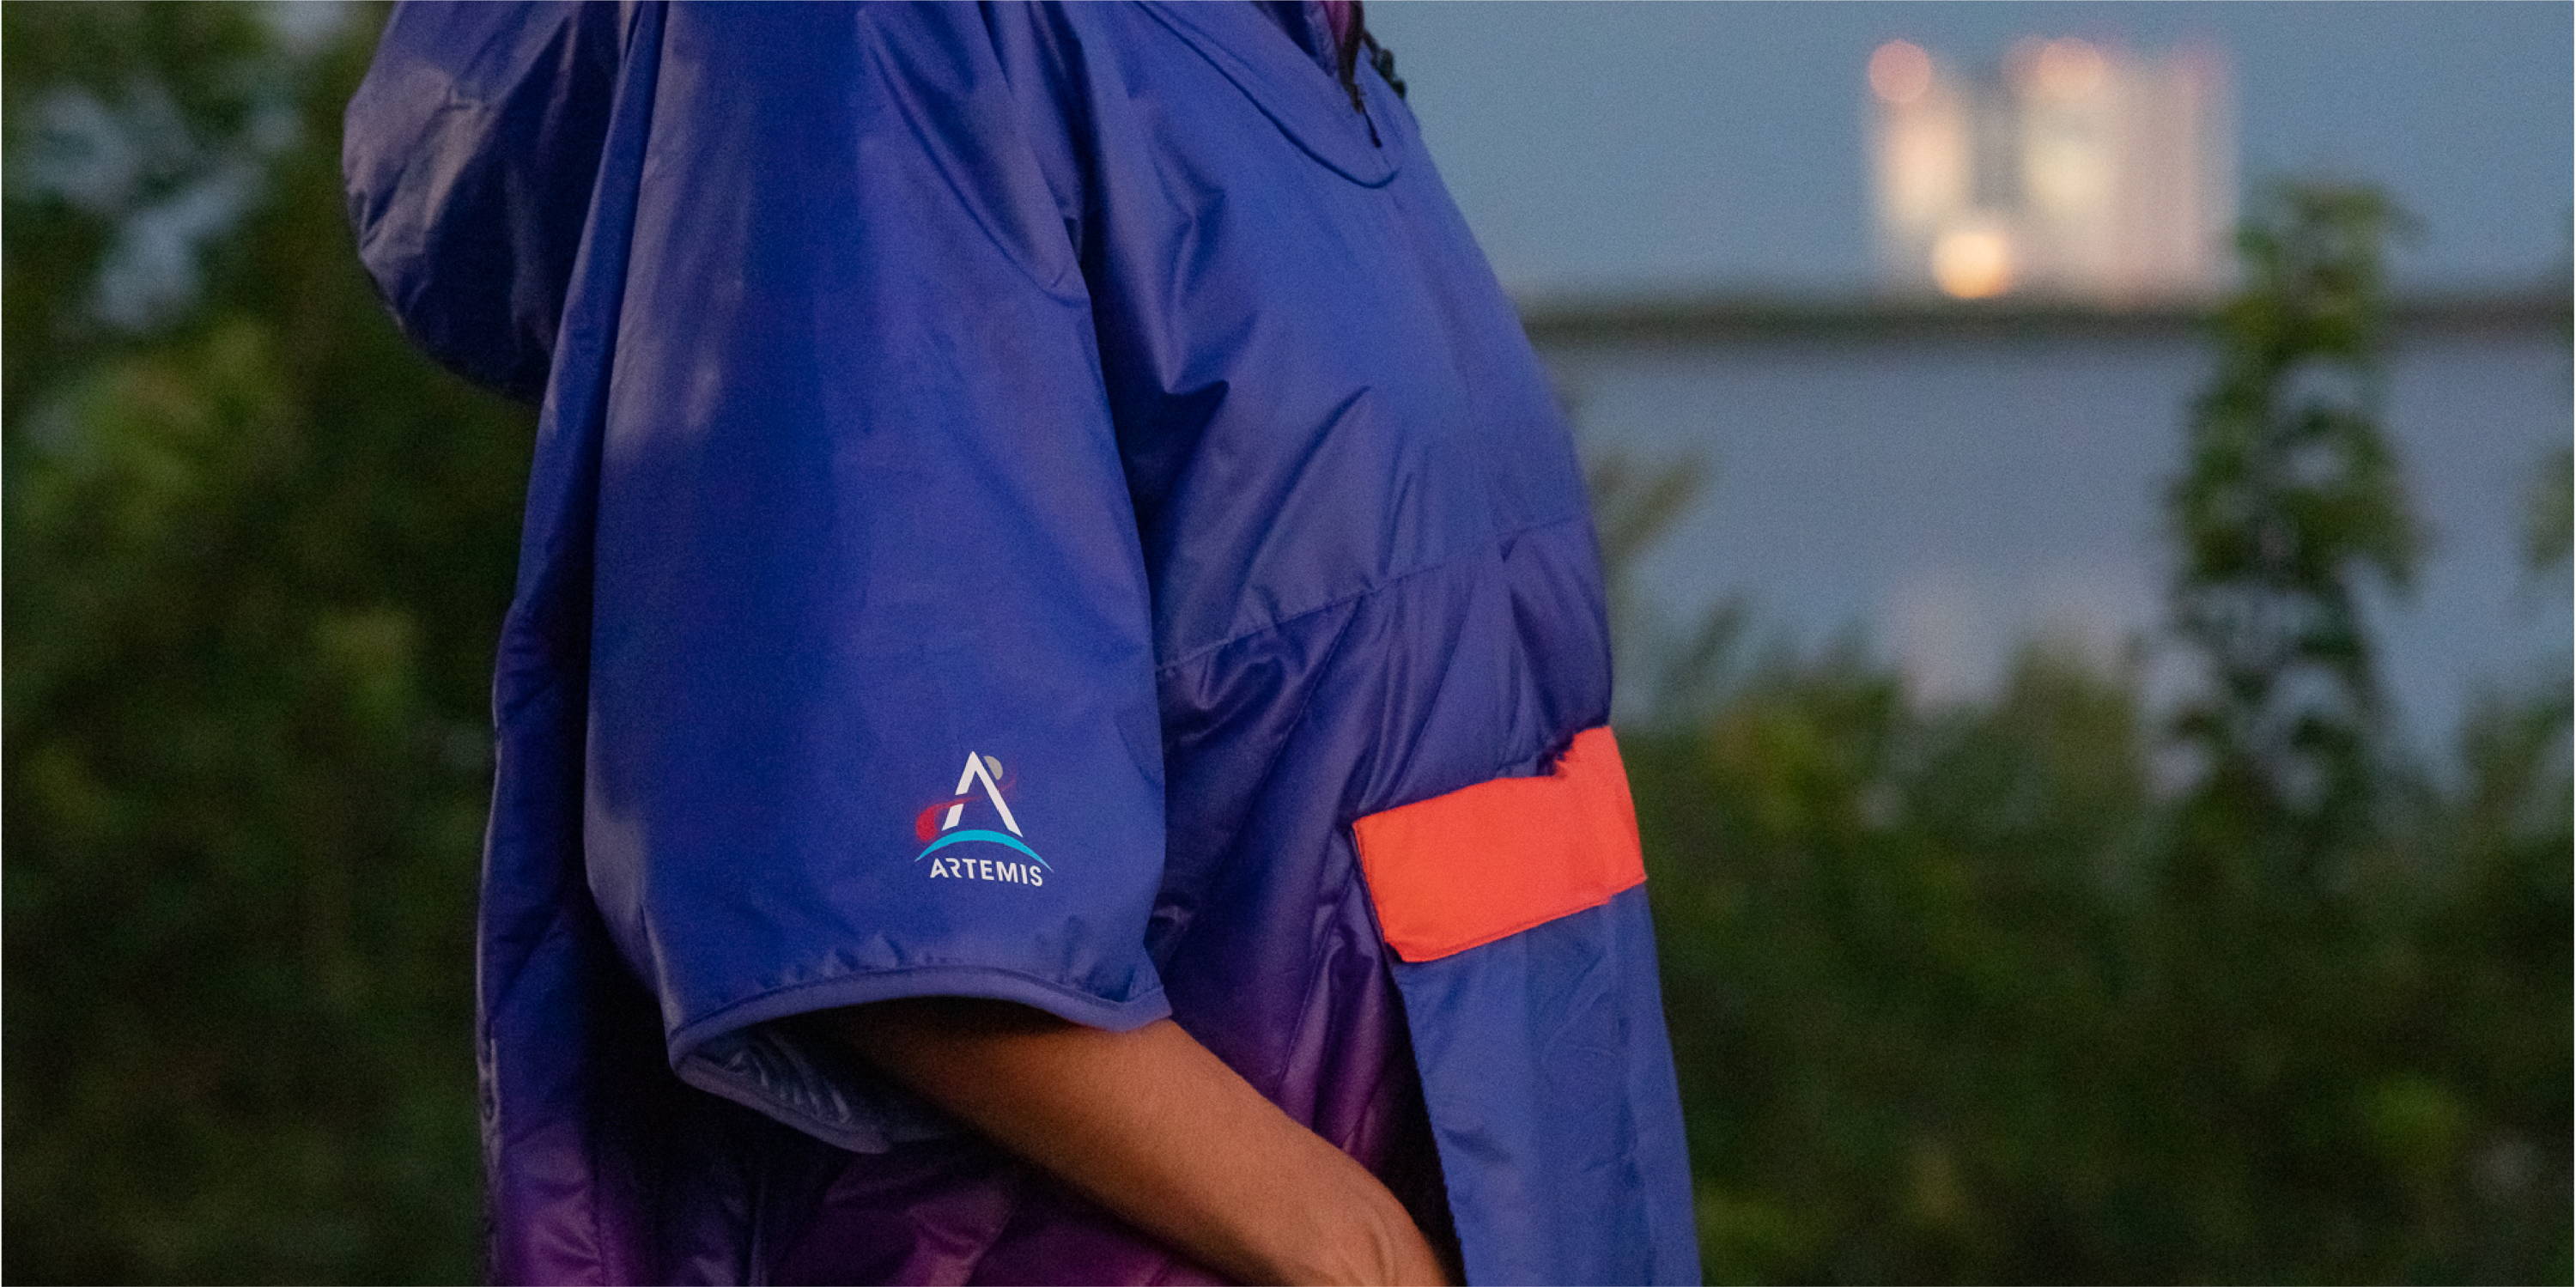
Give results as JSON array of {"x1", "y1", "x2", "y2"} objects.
[{"x1": 1350, "y1": 725, "x2": 1647, "y2": 963}]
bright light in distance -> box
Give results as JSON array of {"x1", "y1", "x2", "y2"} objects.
[
  {"x1": 1869, "y1": 40, "x2": 1934, "y2": 105},
  {"x1": 2035, "y1": 38, "x2": 2107, "y2": 99},
  {"x1": 1931, "y1": 226, "x2": 2014, "y2": 299},
  {"x1": 2008, "y1": 35, "x2": 2110, "y2": 100}
]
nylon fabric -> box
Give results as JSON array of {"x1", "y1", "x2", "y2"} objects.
[{"x1": 343, "y1": 3, "x2": 1699, "y2": 1283}]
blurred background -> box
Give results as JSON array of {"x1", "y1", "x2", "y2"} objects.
[{"x1": 4, "y1": 3, "x2": 2567, "y2": 1283}]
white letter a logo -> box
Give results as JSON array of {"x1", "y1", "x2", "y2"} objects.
[{"x1": 940, "y1": 752, "x2": 1022, "y2": 837}]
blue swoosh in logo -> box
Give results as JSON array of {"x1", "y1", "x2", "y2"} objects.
[{"x1": 914, "y1": 828, "x2": 1052, "y2": 870}]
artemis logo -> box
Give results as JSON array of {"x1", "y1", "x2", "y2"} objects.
[{"x1": 913, "y1": 751, "x2": 1049, "y2": 886}]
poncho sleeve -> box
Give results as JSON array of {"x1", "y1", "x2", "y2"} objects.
[{"x1": 352, "y1": 1, "x2": 1170, "y2": 1152}]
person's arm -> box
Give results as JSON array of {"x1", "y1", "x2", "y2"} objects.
[{"x1": 826, "y1": 999, "x2": 1451, "y2": 1287}]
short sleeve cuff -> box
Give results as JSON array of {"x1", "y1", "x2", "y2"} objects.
[{"x1": 669, "y1": 966, "x2": 1173, "y2": 1153}]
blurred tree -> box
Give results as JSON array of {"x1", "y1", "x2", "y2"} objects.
[
  {"x1": 5, "y1": 4, "x2": 526, "y2": 1282},
  {"x1": 2, "y1": 3, "x2": 275, "y2": 421},
  {"x1": 1589, "y1": 450, "x2": 1751, "y2": 725},
  {"x1": 2398, "y1": 434, "x2": 2572, "y2": 1283},
  {"x1": 2527, "y1": 442, "x2": 2570, "y2": 574},
  {"x1": 1630, "y1": 637, "x2": 2158, "y2": 1284},
  {"x1": 2138, "y1": 182, "x2": 2451, "y2": 1282},
  {"x1": 2165, "y1": 180, "x2": 2423, "y2": 872},
  {"x1": 1605, "y1": 174, "x2": 2565, "y2": 1285}
]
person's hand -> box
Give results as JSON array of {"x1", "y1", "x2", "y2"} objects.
[{"x1": 830, "y1": 999, "x2": 1452, "y2": 1286}]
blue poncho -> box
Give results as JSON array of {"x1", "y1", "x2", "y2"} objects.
[{"x1": 343, "y1": 3, "x2": 1699, "y2": 1281}]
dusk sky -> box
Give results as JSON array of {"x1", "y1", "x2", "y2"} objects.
[
  {"x1": 1360, "y1": 3, "x2": 2570, "y2": 747},
  {"x1": 1367, "y1": 2, "x2": 2571, "y2": 300}
]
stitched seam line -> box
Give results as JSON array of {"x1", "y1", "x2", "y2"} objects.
[{"x1": 1153, "y1": 510, "x2": 1589, "y2": 677}]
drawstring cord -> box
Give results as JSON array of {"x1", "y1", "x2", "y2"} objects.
[
  {"x1": 1366, "y1": 37, "x2": 1406, "y2": 100},
  {"x1": 1334, "y1": 0, "x2": 1407, "y2": 118},
  {"x1": 1361, "y1": 18, "x2": 1406, "y2": 100}
]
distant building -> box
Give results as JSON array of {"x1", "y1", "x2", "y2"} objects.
[{"x1": 1868, "y1": 37, "x2": 2236, "y2": 303}]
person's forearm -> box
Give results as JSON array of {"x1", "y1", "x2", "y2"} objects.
[{"x1": 826, "y1": 998, "x2": 1449, "y2": 1287}]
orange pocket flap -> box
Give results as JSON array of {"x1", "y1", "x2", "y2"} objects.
[{"x1": 1350, "y1": 725, "x2": 1646, "y2": 962}]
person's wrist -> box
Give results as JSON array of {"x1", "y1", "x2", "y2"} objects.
[
  {"x1": 1270, "y1": 1169, "x2": 1446, "y2": 1286},
  {"x1": 1360, "y1": 1187, "x2": 1449, "y2": 1287}
]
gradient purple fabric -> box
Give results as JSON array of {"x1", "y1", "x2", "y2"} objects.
[{"x1": 343, "y1": 3, "x2": 1698, "y2": 1283}]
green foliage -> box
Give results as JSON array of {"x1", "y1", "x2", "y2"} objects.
[
  {"x1": 1638, "y1": 641, "x2": 2155, "y2": 1284},
  {"x1": 2531, "y1": 443, "x2": 2572, "y2": 574},
  {"x1": 1631, "y1": 636, "x2": 2567, "y2": 1284},
  {"x1": 4, "y1": 4, "x2": 530, "y2": 1281},
  {"x1": 1624, "y1": 179, "x2": 2568, "y2": 1284},
  {"x1": 2166, "y1": 181, "x2": 2423, "y2": 868}
]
